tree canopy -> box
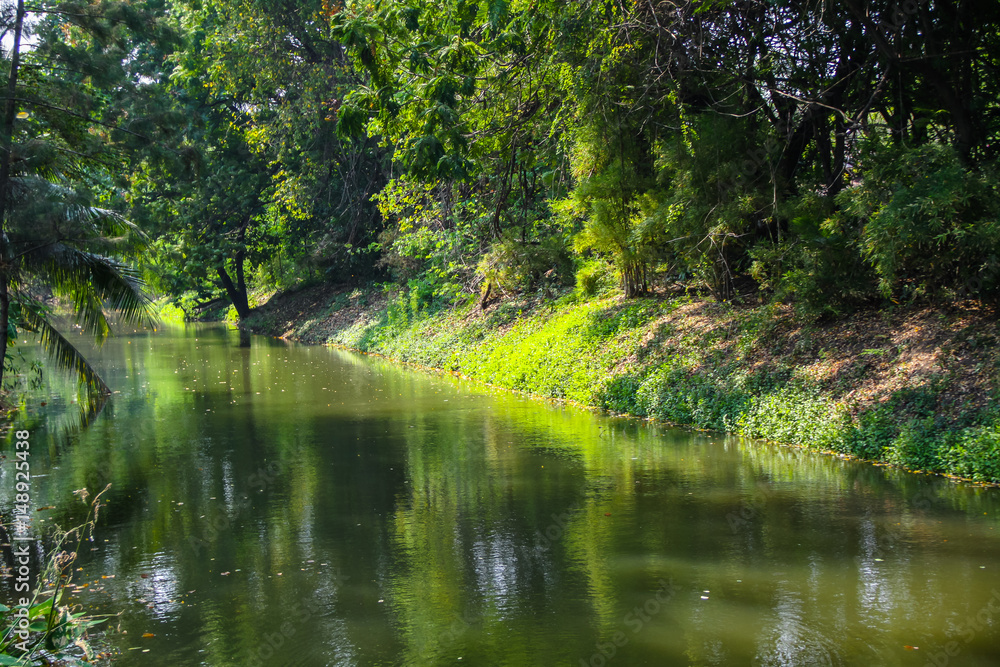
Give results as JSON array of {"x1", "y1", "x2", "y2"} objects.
[{"x1": 3, "y1": 0, "x2": 999, "y2": 379}]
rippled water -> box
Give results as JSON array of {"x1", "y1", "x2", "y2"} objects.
[{"x1": 3, "y1": 323, "x2": 1000, "y2": 666}]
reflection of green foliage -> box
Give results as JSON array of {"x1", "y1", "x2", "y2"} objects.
[
  {"x1": 332, "y1": 287, "x2": 1000, "y2": 482},
  {"x1": 16, "y1": 324, "x2": 1000, "y2": 665}
]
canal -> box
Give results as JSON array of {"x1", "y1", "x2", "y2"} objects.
[{"x1": 3, "y1": 323, "x2": 999, "y2": 666}]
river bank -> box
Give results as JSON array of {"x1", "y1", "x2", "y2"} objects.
[{"x1": 242, "y1": 283, "x2": 1000, "y2": 484}]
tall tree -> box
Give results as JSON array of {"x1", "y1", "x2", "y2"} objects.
[
  {"x1": 0, "y1": 0, "x2": 168, "y2": 395},
  {"x1": 0, "y1": 0, "x2": 27, "y2": 380},
  {"x1": 132, "y1": 0, "x2": 392, "y2": 319}
]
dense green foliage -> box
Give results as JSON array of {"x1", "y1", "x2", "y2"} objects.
[
  {"x1": 3, "y1": 2, "x2": 1000, "y2": 660},
  {"x1": 6, "y1": 0, "x2": 1000, "y2": 319},
  {"x1": 171, "y1": 0, "x2": 1000, "y2": 316},
  {"x1": 3, "y1": 0, "x2": 1000, "y2": 462},
  {"x1": 321, "y1": 0, "x2": 1000, "y2": 310}
]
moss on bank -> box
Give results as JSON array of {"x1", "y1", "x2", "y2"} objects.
[{"x1": 243, "y1": 284, "x2": 1000, "y2": 484}]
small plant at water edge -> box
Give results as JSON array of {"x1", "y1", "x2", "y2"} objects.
[{"x1": 0, "y1": 485, "x2": 113, "y2": 665}]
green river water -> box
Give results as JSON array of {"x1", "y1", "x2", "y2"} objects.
[{"x1": 3, "y1": 323, "x2": 1000, "y2": 666}]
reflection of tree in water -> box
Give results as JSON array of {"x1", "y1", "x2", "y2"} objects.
[
  {"x1": 5, "y1": 326, "x2": 999, "y2": 666},
  {"x1": 756, "y1": 589, "x2": 843, "y2": 667}
]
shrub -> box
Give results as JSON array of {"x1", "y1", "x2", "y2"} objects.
[
  {"x1": 841, "y1": 402, "x2": 901, "y2": 458},
  {"x1": 477, "y1": 236, "x2": 573, "y2": 295},
  {"x1": 883, "y1": 417, "x2": 943, "y2": 470},
  {"x1": 596, "y1": 374, "x2": 642, "y2": 414},
  {"x1": 575, "y1": 259, "x2": 615, "y2": 297},
  {"x1": 940, "y1": 425, "x2": 1000, "y2": 483},
  {"x1": 738, "y1": 383, "x2": 845, "y2": 450},
  {"x1": 837, "y1": 141, "x2": 1000, "y2": 302},
  {"x1": 634, "y1": 366, "x2": 748, "y2": 431}
]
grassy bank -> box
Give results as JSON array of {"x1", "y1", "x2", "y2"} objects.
[{"x1": 244, "y1": 284, "x2": 1000, "y2": 484}]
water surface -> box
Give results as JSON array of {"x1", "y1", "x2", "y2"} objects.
[{"x1": 3, "y1": 323, "x2": 1000, "y2": 666}]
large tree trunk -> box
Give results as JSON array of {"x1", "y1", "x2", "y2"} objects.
[
  {"x1": 218, "y1": 264, "x2": 251, "y2": 319},
  {"x1": 0, "y1": 0, "x2": 26, "y2": 391},
  {"x1": 0, "y1": 284, "x2": 9, "y2": 396},
  {"x1": 218, "y1": 217, "x2": 252, "y2": 320},
  {"x1": 488, "y1": 143, "x2": 517, "y2": 239}
]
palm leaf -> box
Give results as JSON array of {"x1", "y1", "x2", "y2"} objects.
[
  {"x1": 8, "y1": 174, "x2": 148, "y2": 255},
  {"x1": 79, "y1": 252, "x2": 154, "y2": 327},
  {"x1": 28, "y1": 249, "x2": 156, "y2": 340},
  {"x1": 64, "y1": 200, "x2": 149, "y2": 253},
  {"x1": 19, "y1": 305, "x2": 111, "y2": 401},
  {"x1": 5, "y1": 173, "x2": 156, "y2": 340},
  {"x1": 70, "y1": 283, "x2": 112, "y2": 341}
]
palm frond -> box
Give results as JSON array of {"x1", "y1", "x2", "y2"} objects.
[
  {"x1": 32, "y1": 249, "x2": 157, "y2": 340},
  {"x1": 78, "y1": 252, "x2": 156, "y2": 329},
  {"x1": 66, "y1": 201, "x2": 148, "y2": 247},
  {"x1": 71, "y1": 284, "x2": 112, "y2": 341},
  {"x1": 8, "y1": 174, "x2": 148, "y2": 255},
  {"x1": 19, "y1": 304, "x2": 111, "y2": 402}
]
